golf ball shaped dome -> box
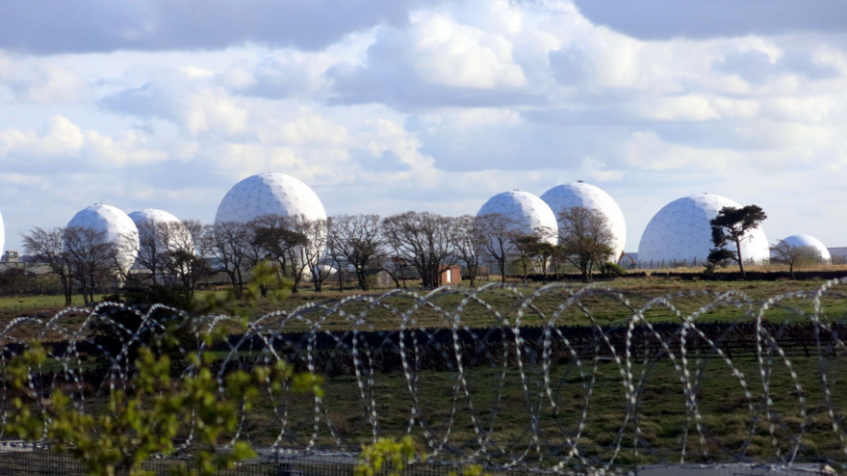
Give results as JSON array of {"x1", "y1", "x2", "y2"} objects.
[
  {"x1": 67, "y1": 203, "x2": 139, "y2": 270},
  {"x1": 476, "y1": 190, "x2": 558, "y2": 244},
  {"x1": 638, "y1": 193, "x2": 769, "y2": 267},
  {"x1": 128, "y1": 208, "x2": 193, "y2": 253},
  {"x1": 215, "y1": 172, "x2": 327, "y2": 225},
  {"x1": 778, "y1": 234, "x2": 831, "y2": 261},
  {"x1": 540, "y1": 182, "x2": 626, "y2": 260}
]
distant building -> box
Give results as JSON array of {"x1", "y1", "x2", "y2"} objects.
[
  {"x1": 440, "y1": 265, "x2": 461, "y2": 285},
  {"x1": 2, "y1": 250, "x2": 19, "y2": 263}
]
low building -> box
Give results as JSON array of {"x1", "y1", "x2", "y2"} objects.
[
  {"x1": 2, "y1": 251, "x2": 19, "y2": 263},
  {"x1": 440, "y1": 265, "x2": 461, "y2": 285}
]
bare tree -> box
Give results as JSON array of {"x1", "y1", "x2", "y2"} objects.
[
  {"x1": 248, "y1": 215, "x2": 307, "y2": 290},
  {"x1": 21, "y1": 227, "x2": 73, "y2": 305},
  {"x1": 134, "y1": 219, "x2": 172, "y2": 284},
  {"x1": 509, "y1": 235, "x2": 536, "y2": 284},
  {"x1": 205, "y1": 221, "x2": 251, "y2": 299},
  {"x1": 109, "y1": 230, "x2": 140, "y2": 284},
  {"x1": 475, "y1": 213, "x2": 518, "y2": 283},
  {"x1": 63, "y1": 227, "x2": 119, "y2": 304},
  {"x1": 451, "y1": 215, "x2": 484, "y2": 287},
  {"x1": 509, "y1": 228, "x2": 557, "y2": 284},
  {"x1": 294, "y1": 217, "x2": 331, "y2": 293},
  {"x1": 164, "y1": 219, "x2": 207, "y2": 299},
  {"x1": 324, "y1": 217, "x2": 346, "y2": 291},
  {"x1": 557, "y1": 207, "x2": 614, "y2": 282},
  {"x1": 770, "y1": 240, "x2": 821, "y2": 280},
  {"x1": 328, "y1": 214, "x2": 384, "y2": 291},
  {"x1": 381, "y1": 212, "x2": 456, "y2": 288},
  {"x1": 284, "y1": 215, "x2": 320, "y2": 293}
]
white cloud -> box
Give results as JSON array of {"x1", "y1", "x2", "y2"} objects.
[
  {"x1": 409, "y1": 11, "x2": 526, "y2": 89},
  {"x1": 620, "y1": 130, "x2": 739, "y2": 171},
  {"x1": 0, "y1": 60, "x2": 86, "y2": 103},
  {"x1": 0, "y1": 116, "x2": 84, "y2": 156},
  {"x1": 5, "y1": 0, "x2": 847, "y2": 254},
  {"x1": 0, "y1": 116, "x2": 166, "y2": 167}
]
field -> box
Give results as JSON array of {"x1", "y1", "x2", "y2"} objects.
[{"x1": 6, "y1": 276, "x2": 847, "y2": 468}]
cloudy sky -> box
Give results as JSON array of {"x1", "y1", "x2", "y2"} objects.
[{"x1": 1, "y1": 0, "x2": 846, "y2": 252}]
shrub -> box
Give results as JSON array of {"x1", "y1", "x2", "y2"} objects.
[{"x1": 599, "y1": 262, "x2": 627, "y2": 278}]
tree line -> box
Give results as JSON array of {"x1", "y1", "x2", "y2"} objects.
[{"x1": 20, "y1": 207, "x2": 621, "y2": 304}]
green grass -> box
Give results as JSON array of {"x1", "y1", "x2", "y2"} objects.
[
  {"x1": 188, "y1": 278, "x2": 847, "y2": 333},
  {"x1": 27, "y1": 351, "x2": 847, "y2": 466},
  {"x1": 226, "y1": 353, "x2": 847, "y2": 465},
  {"x1": 2, "y1": 278, "x2": 846, "y2": 334},
  {"x1": 0, "y1": 294, "x2": 105, "y2": 310}
]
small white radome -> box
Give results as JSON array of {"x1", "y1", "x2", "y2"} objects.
[
  {"x1": 128, "y1": 208, "x2": 194, "y2": 254},
  {"x1": 67, "y1": 203, "x2": 139, "y2": 270},
  {"x1": 540, "y1": 181, "x2": 626, "y2": 260},
  {"x1": 476, "y1": 190, "x2": 558, "y2": 244},
  {"x1": 776, "y1": 234, "x2": 831, "y2": 261}
]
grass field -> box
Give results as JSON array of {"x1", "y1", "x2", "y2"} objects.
[
  {"x1": 32, "y1": 349, "x2": 846, "y2": 466},
  {"x1": 232, "y1": 354, "x2": 847, "y2": 465},
  {"x1": 2, "y1": 277, "x2": 847, "y2": 335},
  {"x1": 8, "y1": 276, "x2": 847, "y2": 468},
  {"x1": 0, "y1": 294, "x2": 106, "y2": 310},
  {"x1": 188, "y1": 277, "x2": 847, "y2": 333}
]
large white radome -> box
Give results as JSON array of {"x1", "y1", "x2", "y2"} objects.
[
  {"x1": 476, "y1": 190, "x2": 558, "y2": 244},
  {"x1": 215, "y1": 172, "x2": 327, "y2": 224},
  {"x1": 540, "y1": 181, "x2": 626, "y2": 261},
  {"x1": 67, "y1": 204, "x2": 140, "y2": 270},
  {"x1": 777, "y1": 234, "x2": 831, "y2": 262},
  {"x1": 638, "y1": 193, "x2": 769, "y2": 267},
  {"x1": 128, "y1": 208, "x2": 193, "y2": 253}
]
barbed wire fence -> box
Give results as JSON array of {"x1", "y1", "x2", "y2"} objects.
[{"x1": 2, "y1": 280, "x2": 847, "y2": 474}]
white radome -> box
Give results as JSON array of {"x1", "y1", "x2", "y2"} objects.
[
  {"x1": 777, "y1": 234, "x2": 831, "y2": 261},
  {"x1": 128, "y1": 208, "x2": 194, "y2": 253},
  {"x1": 216, "y1": 173, "x2": 328, "y2": 266},
  {"x1": 638, "y1": 193, "x2": 769, "y2": 267},
  {"x1": 67, "y1": 203, "x2": 140, "y2": 270},
  {"x1": 540, "y1": 181, "x2": 626, "y2": 260},
  {"x1": 215, "y1": 172, "x2": 327, "y2": 225},
  {"x1": 314, "y1": 264, "x2": 338, "y2": 277},
  {"x1": 476, "y1": 190, "x2": 558, "y2": 244}
]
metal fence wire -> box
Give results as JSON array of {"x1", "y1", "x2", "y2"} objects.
[{"x1": 4, "y1": 281, "x2": 847, "y2": 474}]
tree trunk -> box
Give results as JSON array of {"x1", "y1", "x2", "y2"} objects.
[
  {"x1": 356, "y1": 269, "x2": 368, "y2": 291},
  {"x1": 735, "y1": 238, "x2": 746, "y2": 279},
  {"x1": 61, "y1": 276, "x2": 72, "y2": 306}
]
